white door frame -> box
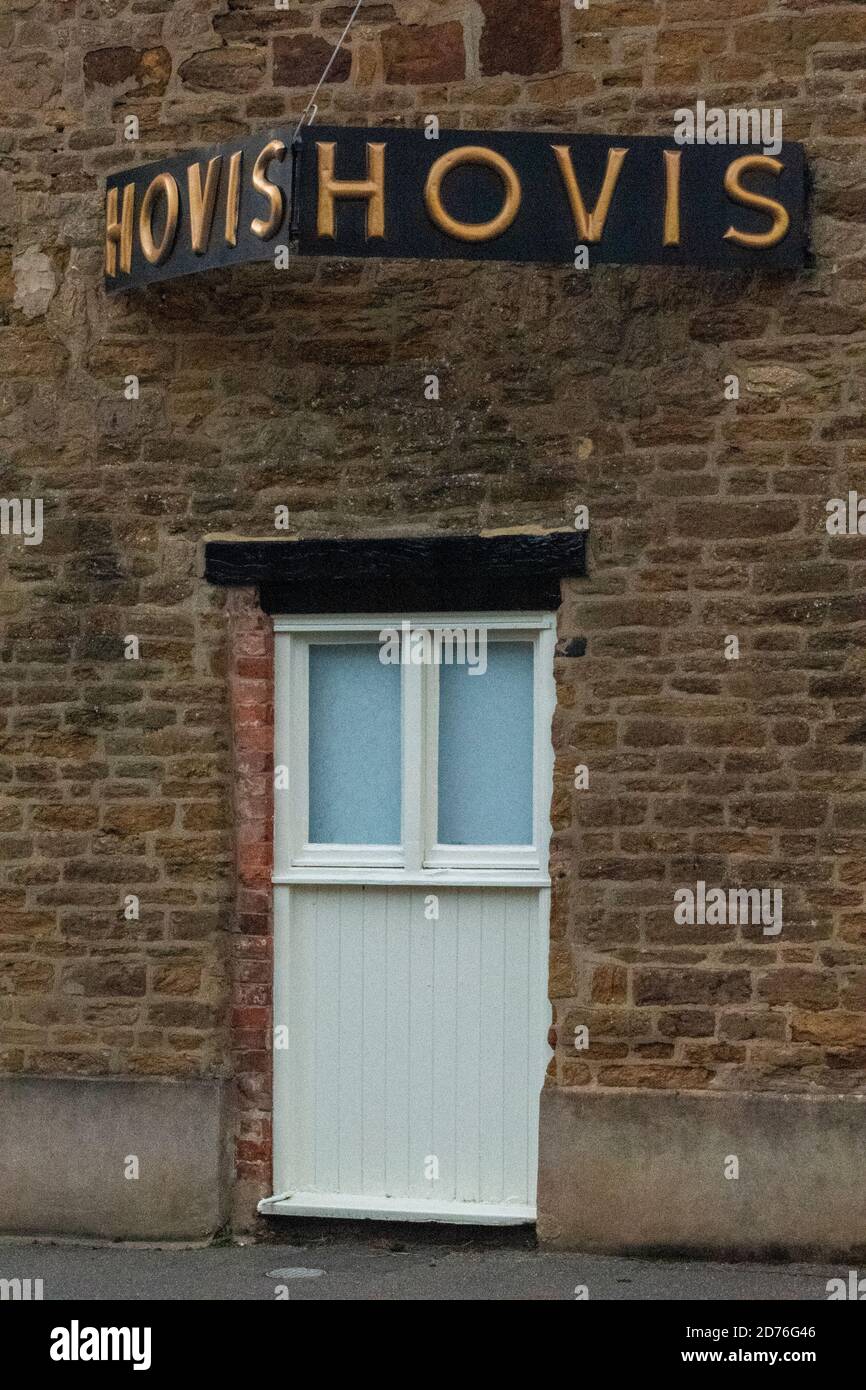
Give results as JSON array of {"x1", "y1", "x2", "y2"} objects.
[{"x1": 260, "y1": 612, "x2": 556, "y2": 1224}]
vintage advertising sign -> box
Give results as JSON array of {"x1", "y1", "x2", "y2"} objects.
[{"x1": 104, "y1": 124, "x2": 808, "y2": 292}]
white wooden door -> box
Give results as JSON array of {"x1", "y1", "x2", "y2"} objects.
[{"x1": 263, "y1": 615, "x2": 555, "y2": 1225}]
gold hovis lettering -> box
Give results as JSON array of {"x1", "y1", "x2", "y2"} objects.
[
  {"x1": 105, "y1": 139, "x2": 287, "y2": 274},
  {"x1": 104, "y1": 124, "x2": 807, "y2": 290},
  {"x1": 322, "y1": 142, "x2": 790, "y2": 249}
]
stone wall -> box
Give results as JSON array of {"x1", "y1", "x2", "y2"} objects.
[{"x1": 1, "y1": 0, "x2": 865, "y2": 1232}]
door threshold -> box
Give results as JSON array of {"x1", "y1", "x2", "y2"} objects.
[{"x1": 258, "y1": 1193, "x2": 536, "y2": 1225}]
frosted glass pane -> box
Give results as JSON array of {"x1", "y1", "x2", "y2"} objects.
[
  {"x1": 308, "y1": 644, "x2": 401, "y2": 844},
  {"x1": 437, "y1": 642, "x2": 533, "y2": 846}
]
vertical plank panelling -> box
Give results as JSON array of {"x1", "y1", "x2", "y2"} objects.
[
  {"x1": 408, "y1": 892, "x2": 435, "y2": 1199},
  {"x1": 336, "y1": 887, "x2": 365, "y2": 1195},
  {"x1": 431, "y1": 886, "x2": 459, "y2": 1204},
  {"x1": 279, "y1": 884, "x2": 545, "y2": 1211},
  {"x1": 479, "y1": 889, "x2": 506, "y2": 1204},
  {"x1": 454, "y1": 889, "x2": 483, "y2": 1204},
  {"x1": 528, "y1": 889, "x2": 549, "y2": 1193},
  {"x1": 313, "y1": 888, "x2": 340, "y2": 1191},
  {"x1": 385, "y1": 888, "x2": 410, "y2": 1196},
  {"x1": 285, "y1": 888, "x2": 316, "y2": 1190},
  {"x1": 503, "y1": 890, "x2": 532, "y2": 1203},
  {"x1": 361, "y1": 886, "x2": 387, "y2": 1196}
]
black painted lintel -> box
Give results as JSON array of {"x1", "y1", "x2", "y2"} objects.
[{"x1": 204, "y1": 532, "x2": 586, "y2": 614}]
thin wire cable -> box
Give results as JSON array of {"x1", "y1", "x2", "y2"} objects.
[{"x1": 292, "y1": 0, "x2": 366, "y2": 142}]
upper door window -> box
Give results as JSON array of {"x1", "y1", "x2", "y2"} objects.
[
  {"x1": 434, "y1": 641, "x2": 534, "y2": 849},
  {"x1": 307, "y1": 641, "x2": 401, "y2": 846},
  {"x1": 274, "y1": 615, "x2": 554, "y2": 876}
]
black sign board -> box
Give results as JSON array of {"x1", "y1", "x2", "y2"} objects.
[{"x1": 104, "y1": 124, "x2": 808, "y2": 292}]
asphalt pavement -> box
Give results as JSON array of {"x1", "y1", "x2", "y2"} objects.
[{"x1": 0, "y1": 1231, "x2": 848, "y2": 1301}]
